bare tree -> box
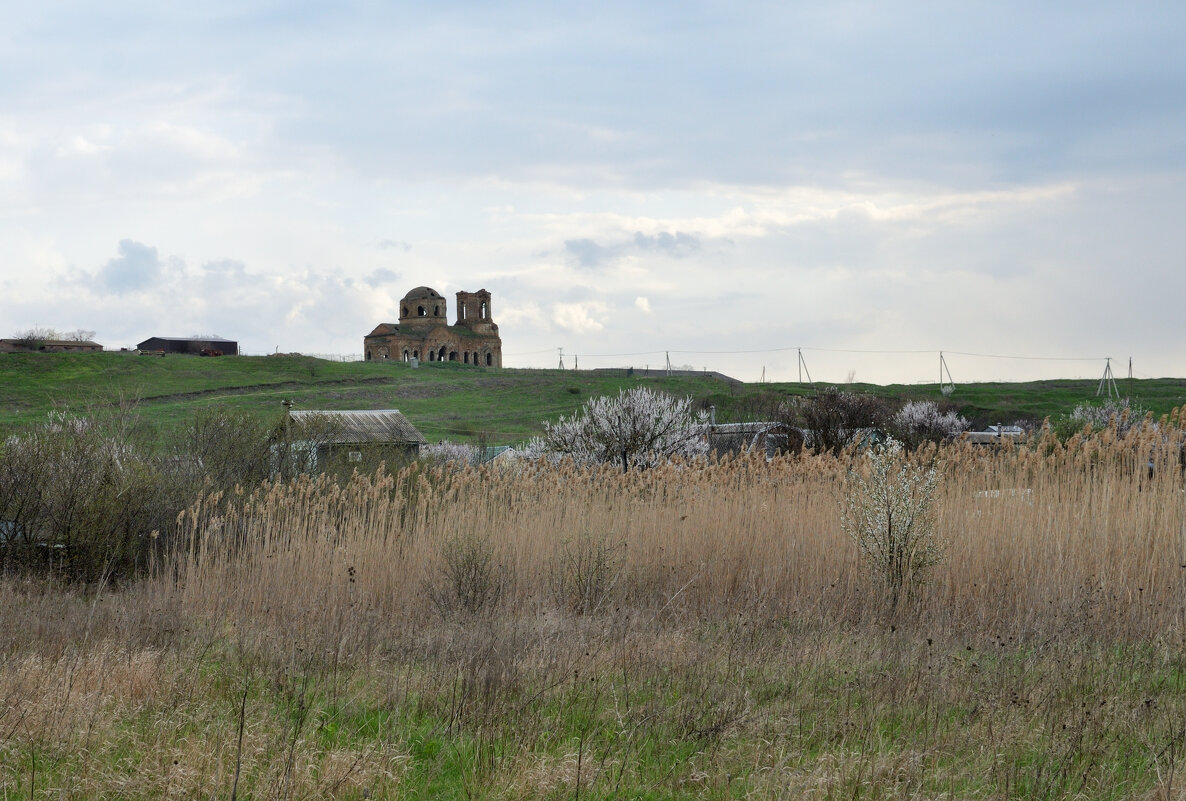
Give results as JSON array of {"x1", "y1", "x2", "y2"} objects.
[{"x1": 801, "y1": 388, "x2": 890, "y2": 454}]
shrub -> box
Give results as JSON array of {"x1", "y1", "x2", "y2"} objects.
[
  {"x1": 535, "y1": 387, "x2": 709, "y2": 471},
  {"x1": 428, "y1": 531, "x2": 508, "y2": 616},
  {"x1": 891, "y1": 400, "x2": 969, "y2": 448},
  {"x1": 839, "y1": 437, "x2": 944, "y2": 613},
  {"x1": 549, "y1": 531, "x2": 622, "y2": 614},
  {"x1": 1052, "y1": 398, "x2": 1148, "y2": 440},
  {"x1": 0, "y1": 409, "x2": 186, "y2": 580},
  {"x1": 421, "y1": 440, "x2": 480, "y2": 469},
  {"x1": 801, "y1": 389, "x2": 890, "y2": 454}
]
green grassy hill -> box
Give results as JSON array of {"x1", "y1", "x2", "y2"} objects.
[{"x1": 3, "y1": 352, "x2": 1186, "y2": 444}]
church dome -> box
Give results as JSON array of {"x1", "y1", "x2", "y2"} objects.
[{"x1": 402, "y1": 286, "x2": 442, "y2": 301}]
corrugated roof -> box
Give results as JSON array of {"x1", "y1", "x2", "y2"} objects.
[
  {"x1": 287, "y1": 410, "x2": 427, "y2": 444},
  {"x1": 142, "y1": 336, "x2": 238, "y2": 343}
]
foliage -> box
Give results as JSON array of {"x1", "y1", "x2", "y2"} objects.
[
  {"x1": 840, "y1": 437, "x2": 944, "y2": 613},
  {"x1": 891, "y1": 399, "x2": 970, "y2": 448},
  {"x1": 0, "y1": 408, "x2": 186, "y2": 580},
  {"x1": 534, "y1": 386, "x2": 709, "y2": 471},
  {"x1": 178, "y1": 407, "x2": 274, "y2": 491},
  {"x1": 801, "y1": 388, "x2": 891, "y2": 453},
  {"x1": 1051, "y1": 397, "x2": 1149, "y2": 440},
  {"x1": 420, "y1": 440, "x2": 480, "y2": 469}
]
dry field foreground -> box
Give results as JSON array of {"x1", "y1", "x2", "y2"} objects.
[{"x1": 4, "y1": 423, "x2": 1186, "y2": 799}]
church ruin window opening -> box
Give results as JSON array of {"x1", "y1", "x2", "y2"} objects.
[
  {"x1": 486, "y1": 352, "x2": 492, "y2": 366},
  {"x1": 417, "y1": 305, "x2": 426, "y2": 317},
  {"x1": 480, "y1": 301, "x2": 487, "y2": 319}
]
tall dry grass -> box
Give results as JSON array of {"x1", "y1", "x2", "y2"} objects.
[
  {"x1": 4, "y1": 417, "x2": 1186, "y2": 798},
  {"x1": 162, "y1": 415, "x2": 1186, "y2": 660}
]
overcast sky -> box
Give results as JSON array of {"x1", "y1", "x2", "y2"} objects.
[{"x1": 3, "y1": 1, "x2": 1184, "y2": 383}]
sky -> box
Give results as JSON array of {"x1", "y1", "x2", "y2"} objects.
[{"x1": 2, "y1": 1, "x2": 1184, "y2": 384}]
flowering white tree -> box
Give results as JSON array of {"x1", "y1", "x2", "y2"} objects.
[
  {"x1": 892, "y1": 400, "x2": 969, "y2": 447},
  {"x1": 1069, "y1": 399, "x2": 1147, "y2": 435},
  {"x1": 421, "y1": 440, "x2": 480, "y2": 469},
  {"x1": 840, "y1": 437, "x2": 944, "y2": 612},
  {"x1": 536, "y1": 387, "x2": 710, "y2": 471}
]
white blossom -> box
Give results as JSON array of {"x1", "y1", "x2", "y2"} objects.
[
  {"x1": 840, "y1": 437, "x2": 945, "y2": 611},
  {"x1": 893, "y1": 400, "x2": 969, "y2": 444},
  {"x1": 420, "y1": 440, "x2": 480, "y2": 468},
  {"x1": 537, "y1": 387, "x2": 710, "y2": 470}
]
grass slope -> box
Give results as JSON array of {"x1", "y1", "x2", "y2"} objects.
[{"x1": 3, "y1": 352, "x2": 1186, "y2": 443}]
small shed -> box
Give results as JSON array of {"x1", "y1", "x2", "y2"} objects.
[
  {"x1": 276, "y1": 409, "x2": 428, "y2": 474},
  {"x1": 136, "y1": 336, "x2": 239, "y2": 355}
]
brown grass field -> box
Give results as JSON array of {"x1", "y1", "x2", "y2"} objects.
[{"x1": 4, "y1": 414, "x2": 1186, "y2": 798}]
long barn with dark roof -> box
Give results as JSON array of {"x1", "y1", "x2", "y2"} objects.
[{"x1": 363, "y1": 286, "x2": 502, "y2": 367}]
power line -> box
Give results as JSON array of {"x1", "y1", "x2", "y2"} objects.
[{"x1": 525, "y1": 345, "x2": 1108, "y2": 362}]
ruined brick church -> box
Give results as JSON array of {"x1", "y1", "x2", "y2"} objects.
[{"x1": 363, "y1": 286, "x2": 502, "y2": 367}]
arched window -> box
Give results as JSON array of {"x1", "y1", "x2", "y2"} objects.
[
  {"x1": 434, "y1": 305, "x2": 440, "y2": 316},
  {"x1": 402, "y1": 306, "x2": 408, "y2": 317},
  {"x1": 460, "y1": 305, "x2": 466, "y2": 320},
  {"x1": 403, "y1": 350, "x2": 410, "y2": 361},
  {"x1": 418, "y1": 305, "x2": 426, "y2": 317},
  {"x1": 464, "y1": 352, "x2": 469, "y2": 364},
  {"x1": 365, "y1": 350, "x2": 372, "y2": 361},
  {"x1": 438, "y1": 346, "x2": 447, "y2": 361},
  {"x1": 486, "y1": 352, "x2": 493, "y2": 366},
  {"x1": 413, "y1": 349, "x2": 419, "y2": 359},
  {"x1": 480, "y1": 301, "x2": 487, "y2": 319}
]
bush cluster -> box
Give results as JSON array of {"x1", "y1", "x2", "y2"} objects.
[{"x1": 0, "y1": 407, "x2": 280, "y2": 581}]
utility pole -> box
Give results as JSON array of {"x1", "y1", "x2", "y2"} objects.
[
  {"x1": 798, "y1": 348, "x2": 814, "y2": 387},
  {"x1": 557, "y1": 347, "x2": 565, "y2": 370},
  {"x1": 1096, "y1": 357, "x2": 1119, "y2": 400},
  {"x1": 939, "y1": 352, "x2": 956, "y2": 397}
]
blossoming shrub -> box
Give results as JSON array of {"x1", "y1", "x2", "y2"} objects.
[
  {"x1": 892, "y1": 400, "x2": 969, "y2": 448},
  {"x1": 840, "y1": 437, "x2": 944, "y2": 613},
  {"x1": 534, "y1": 387, "x2": 709, "y2": 471}
]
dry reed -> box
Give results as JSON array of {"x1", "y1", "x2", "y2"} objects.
[{"x1": 4, "y1": 418, "x2": 1186, "y2": 798}]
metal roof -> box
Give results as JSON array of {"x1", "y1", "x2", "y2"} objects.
[
  {"x1": 139, "y1": 336, "x2": 238, "y2": 343},
  {"x1": 287, "y1": 410, "x2": 427, "y2": 445}
]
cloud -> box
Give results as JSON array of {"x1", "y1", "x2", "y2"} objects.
[
  {"x1": 635, "y1": 296, "x2": 652, "y2": 314},
  {"x1": 201, "y1": 258, "x2": 247, "y2": 279},
  {"x1": 564, "y1": 231, "x2": 703, "y2": 269},
  {"x1": 552, "y1": 301, "x2": 607, "y2": 334},
  {"x1": 96, "y1": 240, "x2": 164, "y2": 293},
  {"x1": 377, "y1": 239, "x2": 411, "y2": 251},
  {"x1": 632, "y1": 231, "x2": 700, "y2": 257},
  {"x1": 564, "y1": 238, "x2": 614, "y2": 268},
  {"x1": 367, "y1": 267, "x2": 400, "y2": 284}
]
